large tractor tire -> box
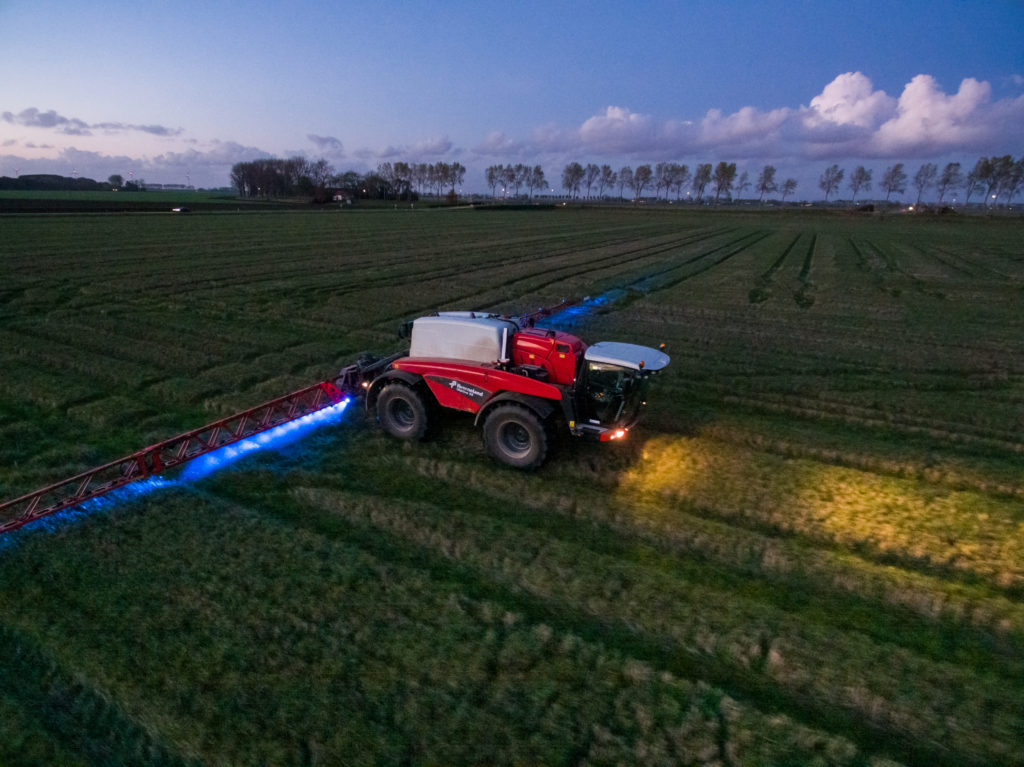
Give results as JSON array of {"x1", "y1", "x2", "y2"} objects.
[
  {"x1": 376, "y1": 383, "x2": 430, "y2": 441},
  {"x1": 482, "y1": 404, "x2": 549, "y2": 469}
]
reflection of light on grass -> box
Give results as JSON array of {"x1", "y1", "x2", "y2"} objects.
[
  {"x1": 619, "y1": 433, "x2": 882, "y2": 541},
  {"x1": 616, "y1": 433, "x2": 864, "y2": 548},
  {"x1": 2, "y1": 398, "x2": 351, "y2": 543},
  {"x1": 618, "y1": 435, "x2": 702, "y2": 499},
  {"x1": 542, "y1": 290, "x2": 626, "y2": 330},
  {"x1": 615, "y1": 431, "x2": 1024, "y2": 589},
  {"x1": 0, "y1": 477, "x2": 177, "y2": 550},
  {"x1": 179, "y1": 398, "x2": 350, "y2": 482}
]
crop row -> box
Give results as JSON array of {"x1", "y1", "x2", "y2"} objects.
[
  {"x1": 282, "y1": 480, "x2": 1017, "y2": 765},
  {"x1": 401, "y1": 451, "x2": 1024, "y2": 641},
  {"x1": 204, "y1": 421, "x2": 1018, "y2": 767},
  {"x1": 716, "y1": 390, "x2": 1024, "y2": 454},
  {"x1": 694, "y1": 415, "x2": 1024, "y2": 501},
  {"x1": 0, "y1": 488, "x2": 894, "y2": 766},
  {"x1": 2, "y1": 208, "x2": 1021, "y2": 765}
]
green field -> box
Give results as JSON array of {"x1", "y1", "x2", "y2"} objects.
[
  {"x1": 0, "y1": 189, "x2": 293, "y2": 214},
  {"x1": 1, "y1": 206, "x2": 1022, "y2": 765}
]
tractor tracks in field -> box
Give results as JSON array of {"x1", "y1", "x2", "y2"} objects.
[
  {"x1": 481, "y1": 227, "x2": 736, "y2": 305},
  {"x1": 914, "y1": 242, "x2": 1024, "y2": 284},
  {"x1": 0, "y1": 623, "x2": 198, "y2": 767},
  {"x1": 849, "y1": 238, "x2": 947, "y2": 300},
  {"x1": 114, "y1": 223, "x2": 663, "y2": 306},
  {"x1": 201, "y1": 468, "x2": 1007, "y2": 767},
  {"x1": 748, "y1": 233, "x2": 817, "y2": 308},
  {"x1": 621, "y1": 229, "x2": 774, "y2": 296},
  {"x1": 707, "y1": 386, "x2": 1024, "y2": 462},
  {"x1": 387, "y1": 226, "x2": 739, "y2": 323},
  {"x1": 495, "y1": 226, "x2": 775, "y2": 319},
  {"x1": 373, "y1": 225, "x2": 777, "y2": 335}
]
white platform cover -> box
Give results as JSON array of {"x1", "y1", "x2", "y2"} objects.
[{"x1": 584, "y1": 341, "x2": 670, "y2": 371}]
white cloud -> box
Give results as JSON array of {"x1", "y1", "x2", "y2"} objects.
[
  {"x1": 3, "y1": 71, "x2": 1022, "y2": 192},
  {"x1": 805, "y1": 72, "x2": 896, "y2": 129},
  {"x1": 372, "y1": 135, "x2": 454, "y2": 160},
  {"x1": 472, "y1": 131, "x2": 527, "y2": 157},
  {"x1": 150, "y1": 139, "x2": 272, "y2": 168},
  {"x1": 873, "y1": 75, "x2": 995, "y2": 155},
  {"x1": 578, "y1": 106, "x2": 658, "y2": 153},
  {"x1": 696, "y1": 106, "x2": 789, "y2": 155},
  {"x1": 526, "y1": 72, "x2": 1024, "y2": 166},
  {"x1": 530, "y1": 122, "x2": 578, "y2": 154}
]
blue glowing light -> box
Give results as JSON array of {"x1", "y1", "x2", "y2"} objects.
[
  {"x1": 540, "y1": 290, "x2": 627, "y2": 330},
  {"x1": 179, "y1": 398, "x2": 350, "y2": 482},
  {"x1": 1, "y1": 398, "x2": 351, "y2": 545},
  {"x1": 0, "y1": 476, "x2": 177, "y2": 551}
]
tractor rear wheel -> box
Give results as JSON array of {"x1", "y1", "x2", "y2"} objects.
[
  {"x1": 482, "y1": 404, "x2": 549, "y2": 469},
  {"x1": 377, "y1": 383, "x2": 430, "y2": 441}
]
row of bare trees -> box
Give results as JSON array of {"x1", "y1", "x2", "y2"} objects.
[
  {"x1": 551, "y1": 162, "x2": 799, "y2": 203},
  {"x1": 371, "y1": 161, "x2": 466, "y2": 199},
  {"x1": 484, "y1": 164, "x2": 548, "y2": 198},
  {"x1": 819, "y1": 156, "x2": 1024, "y2": 206},
  {"x1": 233, "y1": 154, "x2": 1020, "y2": 205},
  {"x1": 487, "y1": 155, "x2": 1021, "y2": 206},
  {"x1": 476, "y1": 161, "x2": 796, "y2": 203}
]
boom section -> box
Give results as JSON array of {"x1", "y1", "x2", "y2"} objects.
[{"x1": 0, "y1": 382, "x2": 345, "y2": 535}]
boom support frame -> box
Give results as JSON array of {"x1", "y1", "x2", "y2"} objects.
[{"x1": 0, "y1": 382, "x2": 344, "y2": 534}]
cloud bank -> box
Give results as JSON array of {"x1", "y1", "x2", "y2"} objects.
[
  {"x1": 2, "y1": 107, "x2": 182, "y2": 138},
  {"x1": 2, "y1": 72, "x2": 1021, "y2": 189},
  {"x1": 512, "y1": 72, "x2": 1024, "y2": 164}
]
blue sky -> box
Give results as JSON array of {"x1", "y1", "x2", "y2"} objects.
[{"x1": 2, "y1": 0, "x2": 1022, "y2": 197}]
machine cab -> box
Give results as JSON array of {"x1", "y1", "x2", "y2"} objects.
[{"x1": 577, "y1": 341, "x2": 670, "y2": 438}]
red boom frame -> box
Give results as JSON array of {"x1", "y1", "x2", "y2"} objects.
[{"x1": 0, "y1": 381, "x2": 345, "y2": 535}]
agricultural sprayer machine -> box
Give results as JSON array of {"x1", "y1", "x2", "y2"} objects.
[{"x1": 1, "y1": 299, "x2": 669, "y2": 534}]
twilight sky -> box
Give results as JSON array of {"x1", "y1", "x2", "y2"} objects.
[{"x1": 2, "y1": 0, "x2": 1022, "y2": 197}]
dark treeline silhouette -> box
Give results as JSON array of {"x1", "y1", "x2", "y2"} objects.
[
  {"x1": 230, "y1": 158, "x2": 334, "y2": 201},
  {"x1": 824, "y1": 155, "x2": 1023, "y2": 207},
  {"x1": 0, "y1": 174, "x2": 110, "y2": 192},
  {"x1": 544, "y1": 161, "x2": 796, "y2": 203},
  {"x1": 8, "y1": 153, "x2": 1020, "y2": 205},
  {"x1": 495, "y1": 154, "x2": 1022, "y2": 206},
  {"x1": 230, "y1": 158, "x2": 466, "y2": 202}
]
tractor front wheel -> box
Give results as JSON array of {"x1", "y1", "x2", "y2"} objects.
[
  {"x1": 482, "y1": 404, "x2": 549, "y2": 469},
  {"x1": 377, "y1": 383, "x2": 430, "y2": 441}
]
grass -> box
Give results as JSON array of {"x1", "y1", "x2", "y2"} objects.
[
  {"x1": 0, "y1": 205, "x2": 1022, "y2": 765},
  {"x1": 0, "y1": 189, "x2": 291, "y2": 213}
]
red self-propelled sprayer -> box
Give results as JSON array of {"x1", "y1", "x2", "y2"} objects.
[{"x1": 0, "y1": 299, "x2": 669, "y2": 535}]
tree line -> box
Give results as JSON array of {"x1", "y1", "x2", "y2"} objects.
[
  {"x1": 482, "y1": 162, "x2": 797, "y2": 203},
  {"x1": 228, "y1": 153, "x2": 1022, "y2": 205},
  {"x1": 229, "y1": 158, "x2": 465, "y2": 202},
  {"x1": 495, "y1": 155, "x2": 1022, "y2": 206},
  {"x1": 817, "y1": 155, "x2": 1024, "y2": 206},
  {"x1": 0, "y1": 174, "x2": 114, "y2": 192}
]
